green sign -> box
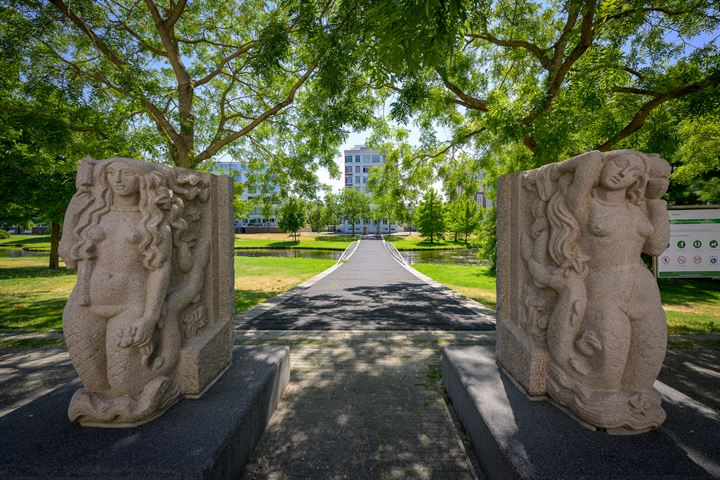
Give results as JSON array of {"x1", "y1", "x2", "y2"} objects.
[
  {"x1": 677, "y1": 240, "x2": 685, "y2": 248},
  {"x1": 693, "y1": 240, "x2": 702, "y2": 248}
]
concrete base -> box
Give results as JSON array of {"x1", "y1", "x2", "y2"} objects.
[
  {"x1": 0, "y1": 345, "x2": 290, "y2": 480},
  {"x1": 442, "y1": 345, "x2": 720, "y2": 480}
]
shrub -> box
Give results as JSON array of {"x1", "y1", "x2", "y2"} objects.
[{"x1": 0, "y1": 229, "x2": 10, "y2": 239}]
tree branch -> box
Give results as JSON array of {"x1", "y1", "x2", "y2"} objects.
[
  {"x1": 165, "y1": 0, "x2": 187, "y2": 27},
  {"x1": 611, "y1": 86, "x2": 658, "y2": 95},
  {"x1": 597, "y1": 71, "x2": 720, "y2": 150},
  {"x1": 412, "y1": 127, "x2": 486, "y2": 163},
  {"x1": 523, "y1": 0, "x2": 595, "y2": 126},
  {"x1": 194, "y1": 59, "x2": 319, "y2": 165},
  {"x1": 195, "y1": 41, "x2": 256, "y2": 87},
  {"x1": 436, "y1": 69, "x2": 489, "y2": 111},
  {"x1": 121, "y1": 21, "x2": 166, "y2": 56},
  {"x1": 49, "y1": 0, "x2": 126, "y2": 70},
  {"x1": 466, "y1": 32, "x2": 551, "y2": 69}
]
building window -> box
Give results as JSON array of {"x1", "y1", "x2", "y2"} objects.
[
  {"x1": 363, "y1": 176, "x2": 367, "y2": 184},
  {"x1": 363, "y1": 166, "x2": 370, "y2": 173},
  {"x1": 346, "y1": 177, "x2": 352, "y2": 185},
  {"x1": 355, "y1": 155, "x2": 360, "y2": 162},
  {"x1": 346, "y1": 156, "x2": 352, "y2": 163},
  {"x1": 355, "y1": 165, "x2": 360, "y2": 173},
  {"x1": 345, "y1": 166, "x2": 353, "y2": 174},
  {"x1": 355, "y1": 176, "x2": 360, "y2": 184}
]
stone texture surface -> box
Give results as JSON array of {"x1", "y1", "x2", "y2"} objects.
[
  {"x1": 0, "y1": 346, "x2": 289, "y2": 480},
  {"x1": 58, "y1": 157, "x2": 234, "y2": 427},
  {"x1": 443, "y1": 345, "x2": 720, "y2": 480},
  {"x1": 237, "y1": 330, "x2": 488, "y2": 480},
  {"x1": 497, "y1": 150, "x2": 672, "y2": 432}
]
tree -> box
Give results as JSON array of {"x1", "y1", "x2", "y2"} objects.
[
  {"x1": 307, "y1": 202, "x2": 327, "y2": 233},
  {"x1": 354, "y1": 0, "x2": 720, "y2": 264},
  {"x1": 339, "y1": 188, "x2": 370, "y2": 236},
  {"x1": 277, "y1": 197, "x2": 305, "y2": 242},
  {"x1": 324, "y1": 192, "x2": 341, "y2": 234},
  {"x1": 415, "y1": 189, "x2": 445, "y2": 243},
  {"x1": 13, "y1": 0, "x2": 378, "y2": 179},
  {"x1": 0, "y1": 12, "x2": 139, "y2": 268},
  {"x1": 445, "y1": 196, "x2": 479, "y2": 244}
]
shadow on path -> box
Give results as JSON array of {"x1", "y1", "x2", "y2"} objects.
[{"x1": 237, "y1": 239, "x2": 495, "y2": 331}]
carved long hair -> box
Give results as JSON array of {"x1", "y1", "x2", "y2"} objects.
[
  {"x1": 70, "y1": 159, "x2": 187, "y2": 271},
  {"x1": 534, "y1": 164, "x2": 588, "y2": 276}
]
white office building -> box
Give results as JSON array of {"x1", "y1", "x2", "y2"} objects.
[
  {"x1": 215, "y1": 162, "x2": 280, "y2": 230},
  {"x1": 342, "y1": 145, "x2": 397, "y2": 234}
]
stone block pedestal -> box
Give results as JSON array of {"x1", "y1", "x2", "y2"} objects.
[
  {"x1": 0, "y1": 345, "x2": 290, "y2": 480},
  {"x1": 442, "y1": 345, "x2": 720, "y2": 479}
]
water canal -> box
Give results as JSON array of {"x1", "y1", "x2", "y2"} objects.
[{"x1": 1, "y1": 244, "x2": 482, "y2": 266}]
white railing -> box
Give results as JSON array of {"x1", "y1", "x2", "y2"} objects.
[{"x1": 382, "y1": 238, "x2": 406, "y2": 265}]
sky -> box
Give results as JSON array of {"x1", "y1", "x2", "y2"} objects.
[{"x1": 316, "y1": 123, "x2": 431, "y2": 193}]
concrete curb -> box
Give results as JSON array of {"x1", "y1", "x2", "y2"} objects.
[
  {"x1": 234, "y1": 240, "x2": 360, "y2": 329},
  {"x1": 381, "y1": 238, "x2": 496, "y2": 323}
]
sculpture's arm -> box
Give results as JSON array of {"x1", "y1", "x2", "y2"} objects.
[
  {"x1": 556, "y1": 150, "x2": 604, "y2": 223},
  {"x1": 59, "y1": 191, "x2": 92, "y2": 269},
  {"x1": 643, "y1": 199, "x2": 670, "y2": 256},
  {"x1": 59, "y1": 158, "x2": 96, "y2": 268},
  {"x1": 132, "y1": 227, "x2": 173, "y2": 347}
]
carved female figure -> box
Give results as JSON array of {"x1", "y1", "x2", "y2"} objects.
[
  {"x1": 60, "y1": 157, "x2": 209, "y2": 427},
  {"x1": 523, "y1": 150, "x2": 670, "y2": 431}
]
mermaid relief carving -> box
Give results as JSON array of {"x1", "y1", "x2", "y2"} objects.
[
  {"x1": 498, "y1": 150, "x2": 671, "y2": 433},
  {"x1": 59, "y1": 157, "x2": 232, "y2": 427}
]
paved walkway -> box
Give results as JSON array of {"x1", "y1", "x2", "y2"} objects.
[
  {"x1": 0, "y1": 238, "x2": 718, "y2": 480},
  {"x1": 238, "y1": 330, "x2": 489, "y2": 480},
  {"x1": 236, "y1": 239, "x2": 496, "y2": 331}
]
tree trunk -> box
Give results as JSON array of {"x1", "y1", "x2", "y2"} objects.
[{"x1": 49, "y1": 222, "x2": 61, "y2": 270}]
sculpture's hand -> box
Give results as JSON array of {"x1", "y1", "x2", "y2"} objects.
[
  {"x1": 116, "y1": 316, "x2": 157, "y2": 348},
  {"x1": 132, "y1": 316, "x2": 157, "y2": 347}
]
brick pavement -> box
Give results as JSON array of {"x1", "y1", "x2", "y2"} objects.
[{"x1": 237, "y1": 330, "x2": 492, "y2": 480}]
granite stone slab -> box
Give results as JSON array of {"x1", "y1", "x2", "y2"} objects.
[
  {"x1": 442, "y1": 345, "x2": 720, "y2": 480},
  {"x1": 0, "y1": 345, "x2": 290, "y2": 480}
]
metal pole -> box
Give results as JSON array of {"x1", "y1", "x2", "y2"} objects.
[{"x1": 652, "y1": 255, "x2": 658, "y2": 281}]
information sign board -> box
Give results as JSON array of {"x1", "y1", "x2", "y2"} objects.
[{"x1": 658, "y1": 208, "x2": 720, "y2": 278}]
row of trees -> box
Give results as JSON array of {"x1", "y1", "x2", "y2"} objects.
[
  {"x1": 277, "y1": 187, "x2": 372, "y2": 239},
  {"x1": 414, "y1": 189, "x2": 484, "y2": 245},
  {"x1": 2, "y1": 1, "x2": 718, "y2": 268},
  {"x1": 277, "y1": 184, "x2": 485, "y2": 245}
]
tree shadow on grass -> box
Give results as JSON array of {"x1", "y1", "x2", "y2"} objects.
[
  {"x1": 0, "y1": 298, "x2": 66, "y2": 331},
  {"x1": 311, "y1": 235, "x2": 357, "y2": 242},
  {"x1": 0, "y1": 266, "x2": 75, "y2": 280},
  {"x1": 264, "y1": 241, "x2": 302, "y2": 249},
  {"x1": 0, "y1": 236, "x2": 51, "y2": 247},
  {"x1": 235, "y1": 289, "x2": 283, "y2": 313},
  {"x1": 659, "y1": 278, "x2": 720, "y2": 306}
]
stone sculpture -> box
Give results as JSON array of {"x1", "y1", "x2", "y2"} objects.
[
  {"x1": 496, "y1": 150, "x2": 671, "y2": 433},
  {"x1": 59, "y1": 157, "x2": 234, "y2": 427}
]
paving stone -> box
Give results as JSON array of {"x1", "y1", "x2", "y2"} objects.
[{"x1": 241, "y1": 332, "x2": 478, "y2": 480}]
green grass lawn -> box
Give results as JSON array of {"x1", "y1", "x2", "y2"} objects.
[
  {"x1": 413, "y1": 263, "x2": 720, "y2": 335},
  {"x1": 0, "y1": 255, "x2": 334, "y2": 338},
  {"x1": 412, "y1": 263, "x2": 497, "y2": 309},
  {"x1": 0, "y1": 257, "x2": 75, "y2": 331},
  {"x1": 385, "y1": 233, "x2": 475, "y2": 251},
  {"x1": 233, "y1": 256, "x2": 335, "y2": 312},
  {"x1": 0, "y1": 234, "x2": 52, "y2": 252},
  {"x1": 235, "y1": 233, "x2": 355, "y2": 250}
]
